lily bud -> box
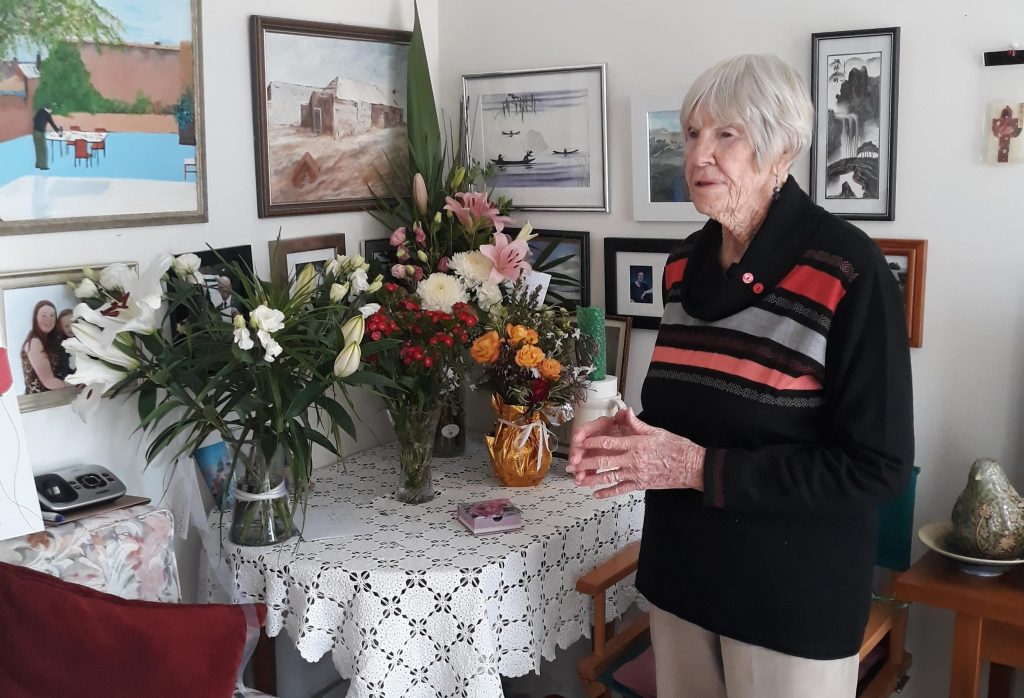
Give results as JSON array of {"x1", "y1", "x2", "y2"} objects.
[
  {"x1": 232, "y1": 313, "x2": 246, "y2": 330},
  {"x1": 330, "y1": 282, "x2": 349, "y2": 303},
  {"x1": 340, "y1": 315, "x2": 364, "y2": 346},
  {"x1": 366, "y1": 278, "x2": 383, "y2": 294},
  {"x1": 450, "y1": 165, "x2": 466, "y2": 190},
  {"x1": 433, "y1": 211, "x2": 442, "y2": 225},
  {"x1": 333, "y1": 343, "x2": 361, "y2": 378},
  {"x1": 515, "y1": 221, "x2": 537, "y2": 243},
  {"x1": 412, "y1": 173, "x2": 429, "y2": 216},
  {"x1": 291, "y1": 263, "x2": 317, "y2": 302}
]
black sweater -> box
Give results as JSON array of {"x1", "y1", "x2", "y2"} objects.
[{"x1": 635, "y1": 177, "x2": 914, "y2": 660}]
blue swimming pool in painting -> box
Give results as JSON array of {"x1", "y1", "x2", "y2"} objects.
[{"x1": 0, "y1": 132, "x2": 196, "y2": 186}]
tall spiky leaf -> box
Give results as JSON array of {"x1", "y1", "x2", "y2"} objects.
[{"x1": 407, "y1": 2, "x2": 441, "y2": 187}]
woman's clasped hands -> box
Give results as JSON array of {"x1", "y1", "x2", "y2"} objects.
[{"x1": 566, "y1": 407, "x2": 707, "y2": 498}]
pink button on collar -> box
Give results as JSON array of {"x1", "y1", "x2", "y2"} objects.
[
  {"x1": 741, "y1": 272, "x2": 754, "y2": 284},
  {"x1": 752, "y1": 282, "x2": 764, "y2": 294}
]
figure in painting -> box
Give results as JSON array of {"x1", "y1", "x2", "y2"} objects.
[
  {"x1": 32, "y1": 104, "x2": 61, "y2": 171},
  {"x1": 991, "y1": 105, "x2": 1022, "y2": 163}
]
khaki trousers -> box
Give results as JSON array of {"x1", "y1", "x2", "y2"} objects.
[{"x1": 649, "y1": 605, "x2": 859, "y2": 698}]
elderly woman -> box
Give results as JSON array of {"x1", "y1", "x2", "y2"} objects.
[{"x1": 569, "y1": 54, "x2": 913, "y2": 698}]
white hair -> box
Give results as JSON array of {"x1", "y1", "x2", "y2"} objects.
[{"x1": 681, "y1": 54, "x2": 814, "y2": 170}]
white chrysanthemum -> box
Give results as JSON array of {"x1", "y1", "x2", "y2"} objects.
[
  {"x1": 416, "y1": 273, "x2": 469, "y2": 313},
  {"x1": 449, "y1": 251, "x2": 494, "y2": 287},
  {"x1": 474, "y1": 281, "x2": 503, "y2": 311}
]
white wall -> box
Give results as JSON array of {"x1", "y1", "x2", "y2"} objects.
[
  {"x1": 0, "y1": 0, "x2": 439, "y2": 606},
  {"x1": 438, "y1": 1, "x2": 1024, "y2": 697}
]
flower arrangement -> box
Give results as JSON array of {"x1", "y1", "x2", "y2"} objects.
[
  {"x1": 63, "y1": 251, "x2": 383, "y2": 544},
  {"x1": 469, "y1": 283, "x2": 594, "y2": 486},
  {"x1": 360, "y1": 282, "x2": 479, "y2": 502}
]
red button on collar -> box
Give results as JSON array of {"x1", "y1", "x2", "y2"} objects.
[
  {"x1": 741, "y1": 272, "x2": 754, "y2": 284},
  {"x1": 752, "y1": 282, "x2": 764, "y2": 294}
]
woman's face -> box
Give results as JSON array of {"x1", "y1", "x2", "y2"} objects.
[
  {"x1": 35, "y1": 305, "x2": 57, "y2": 333},
  {"x1": 683, "y1": 108, "x2": 778, "y2": 226}
]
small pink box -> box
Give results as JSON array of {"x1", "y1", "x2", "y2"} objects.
[{"x1": 456, "y1": 499, "x2": 523, "y2": 535}]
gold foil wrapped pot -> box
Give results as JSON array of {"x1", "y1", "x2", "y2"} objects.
[{"x1": 485, "y1": 394, "x2": 553, "y2": 486}]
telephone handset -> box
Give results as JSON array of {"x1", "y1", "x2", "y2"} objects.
[{"x1": 35, "y1": 465, "x2": 127, "y2": 513}]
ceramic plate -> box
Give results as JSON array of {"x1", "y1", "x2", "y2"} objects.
[{"x1": 918, "y1": 520, "x2": 1024, "y2": 576}]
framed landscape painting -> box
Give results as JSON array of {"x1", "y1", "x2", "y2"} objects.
[
  {"x1": 0, "y1": 0, "x2": 207, "y2": 235},
  {"x1": 810, "y1": 27, "x2": 900, "y2": 221},
  {"x1": 630, "y1": 94, "x2": 705, "y2": 222},
  {"x1": 250, "y1": 16, "x2": 411, "y2": 217},
  {"x1": 874, "y1": 238, "x2": 927, "y2": 348},
  {"x1": 463, "y1": 64, "x2": 608, "y2": 212}
]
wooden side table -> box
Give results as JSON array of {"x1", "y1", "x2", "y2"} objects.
[{"x1": 892, "y1": 550, "x2": 1024, "y2": 697}]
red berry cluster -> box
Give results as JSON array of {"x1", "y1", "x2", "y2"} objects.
[{"x1": 366, "y1": 312, "x2": 399, "y2": 341}]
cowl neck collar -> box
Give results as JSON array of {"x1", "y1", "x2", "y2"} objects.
[{"x1": 681, "y1": 176, "x2": 823, "y2": 321}]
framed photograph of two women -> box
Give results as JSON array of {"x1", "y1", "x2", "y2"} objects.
[
  {"x1": 0, "y1": 0, "x2": 208, "y2": 236},
  {"x1": 810, "y1": 27, "x2": 900, "y2": 221},
  {"x1": 462, "y1": 64, "x2": 609, "y2": 212}
]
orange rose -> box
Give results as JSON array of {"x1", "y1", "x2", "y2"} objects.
[
  {"x1": 524, "y1": 328, "x2": 540, "y2": 345},
  {"x1": 539, "y1": 358, "x2": 561, "y2": 381},
  {"x1": 506, "y1": 323, "x2": 531, "y2": 346},
  {"x1": 471, "y1": 330, "x2": 501, "y2": 364},
  {"x1": 515, "y1": 344, "x2": 545, "y2": 369}
]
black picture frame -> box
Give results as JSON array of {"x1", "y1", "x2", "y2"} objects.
[
  {"x1": 249, "y1": 16, "x2": 411, "y2": 218},
  {"x1": 171, "y1": 245, "x2": 253, "y2": 334},
  {"x1": 268, "y1": 233, "x2": 346, "y2": 284},
  {"x1": 360, "y1": 237, "x2": 393, "y2": 276},
  {"x1": 517, "y1": 228, "x2": 590, "y2": 310},
  {"x1": 604, "y1": 237, "x2": 677, "y2": 330},
  {"x1": 810, "y1": 27, "x2": 900, "y2": 221}
]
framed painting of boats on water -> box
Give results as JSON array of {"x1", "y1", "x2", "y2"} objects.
[
  {"x1": 462, "y1": 64, "x2": 608, "y2": 212},
  {"x1": 810, "y1": 27, "x2": 900, "y2": 221},
  {"x1": 0, "y1": 0, "x2": 207, "y2": 236}
]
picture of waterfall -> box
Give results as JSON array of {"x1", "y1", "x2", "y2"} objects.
[
  {"x1": 810, "y1": 28, "x2": 899, "y2": 221},
  {"x1": 824, "y1": 51, "x2": 882, "y2": 200}
]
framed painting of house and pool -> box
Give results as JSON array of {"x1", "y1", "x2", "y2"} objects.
[
  {"x1": 0, "y1": 0, "x2": 207, "y2": 236},
  {"x1": 250, "y1": 16, "x2": 411, "y2": 218}
]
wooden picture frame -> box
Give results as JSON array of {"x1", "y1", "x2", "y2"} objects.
[
  {"x1": 810, "y1": 27, "x2": 900, "y2": 221},
  {"x1": 874, "y1": 238, "x2": 927, "y2": 347},
  {"x1": 0, "y1": 263, "x2": 136, "y2": 412},
  {"x1": 249, "y1": 16, "x2": 411, "y2": 217},
  {"x1": 0, "y1": 0, "x2": 207, "y2": 236},
  {"x1": 519, "y1": 227, "x2": 590, "y2": 310},
  {"x1": 604, "y1": 314, "x2": 632, "y2": 395},
  {"x1": 629, "y1": 93, "x2": 706, "y2": 222},
  {"x1": 269, "y1": 233, "x2": 346, "y2": 284},
  {"x1": 462, "y1": 64, "x2": 609, "y2": 212},
  {"x1": 604, "y1": 237, "x2": 677, "y2": 330}
]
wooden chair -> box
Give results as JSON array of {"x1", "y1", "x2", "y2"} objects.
[
  {"x1": 576, "y1": 468, "x2": 919, "y2": 698},
  {"x1": 91, "y1": 127, "x2": 107, "y2": 157},
  {"x1": 73, "y1": 137, "x2": 92, "y2": 167}
]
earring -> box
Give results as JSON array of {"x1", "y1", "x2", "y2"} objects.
[{"x1": 771, "y1": 172, "x2": 782, "y2": 201}]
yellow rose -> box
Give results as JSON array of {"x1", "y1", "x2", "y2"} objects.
[
  {"x1": 471, "y1": 330, "x2": 501, "y2": 364},
  {"x1": 515, "y1": 344, "x2": 545, "y2": 369},
  {"x1": 539, "y1": 358, "x2": 561, "y2": 381},
  {"x1": 524, "y1": 328, "x2": 539, "y2": 345},
  {"x1": 506, "y1": 323, "x2": 530, "y2": 346}
]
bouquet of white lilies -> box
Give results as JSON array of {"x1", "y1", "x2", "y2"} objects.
[{"x1": 63, "y1": 251, "x2": 386, "y2": 536}]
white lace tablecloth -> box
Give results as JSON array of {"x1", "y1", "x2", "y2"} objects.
[{"x1": 202, "y1": 439, "x2": 644, "y2": 698}]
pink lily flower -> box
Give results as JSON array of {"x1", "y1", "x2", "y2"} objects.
[
  {"x1": 479, "y1": 232, "x2": 532, "y2": 284},
  {"x1": 443, "y1": 192, "x2": 514, "y2": 234}
]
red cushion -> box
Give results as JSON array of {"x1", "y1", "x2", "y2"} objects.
[
  {"x1": 0, "y1": 561, "x2": 266, "y2": 698},
  {"x1": 612, "y1": 645, "x2": 658, "y2": 698}
]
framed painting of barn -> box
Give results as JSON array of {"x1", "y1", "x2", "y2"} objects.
[
  {"x1": 250, "y1": 16, "x2": 411, "y2": 218},
  {"x1": 0, "y1": 0, "x2": 208, "y2": 236},
  {"x1": 810, "y1": 27, "x2": 900, "y2": 221}
]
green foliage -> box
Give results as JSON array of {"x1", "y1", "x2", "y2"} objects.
[
  {"x1": 173, "y1": 87, "x2": 194, "y2": 128},
  {"x1": 0, "y1": 0, "x2": 123, "y2": 59},
  {"x1": 34, "y1": 42, "x2": 104, "y2": 114},
  {"x1": 406, "y1": 3, "x2": 441, "y2": 188}
]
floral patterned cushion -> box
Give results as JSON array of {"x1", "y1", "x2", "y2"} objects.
[{"x1": 0, "y1": 504, "x2": 179, "y2": 602}]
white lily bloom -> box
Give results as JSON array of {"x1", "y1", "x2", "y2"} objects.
[
  {"x1": 340, "y1": 316, "x2": 364, "y2": 346},
  {"x1": 73, "y1": 278, "x2": 99, "y2": 299},
  {"x1": 358, "y1": 303, "x2": 380, "y2": 318},
  {"x1": 249, "y1": 305, "x2": 285, "y2": 333},
  {"x1": 76, "y1": 254, "x2": 174, "y2": 346},
  {"x1": 66, "y1": 352, "x2": 132, "y2": 420},
  {"x1": 99, "y1": 262, "x2": 135, "y2": 291},
  {"x1": 333, "y1": 343, "x2": 360, "y2": 378},
  {"x1": 234, "y1": 327, "x2": 254, "y2": 351},
  {"x1": 257, "y1": 330, "x2": 283, "y2": 362},
  {"x1": 63, "y1": 321, "x2": 139, "y2": 370},
  {"x1": 330, "y1": 282, "x2": 349, "y2": 303},
  {"x1": 171, "y1": 253, "x2": 202, "y2": 281}
]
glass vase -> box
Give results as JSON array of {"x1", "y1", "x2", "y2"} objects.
[
  {"x1": 433, "y1": 380, "x2": 467, "y2": 458},
  {"x1": 389, "y1": 402, "x2": 443, "y2": 504},
  {"x1": 229, "y1": 442, "x2": 296, "y2": 546}
]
